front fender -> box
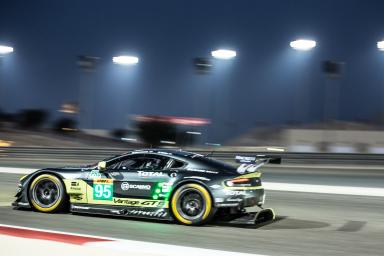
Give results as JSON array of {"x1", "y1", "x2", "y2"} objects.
[{"x1": 13, "y1": 169, "x2": 66, "y2": 209}]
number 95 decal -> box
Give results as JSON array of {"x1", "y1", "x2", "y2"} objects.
[{"x1": 93, "y1": 179, "x2": 113, "y2": 200}]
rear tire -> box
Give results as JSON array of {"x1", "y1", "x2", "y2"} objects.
[
  {"x1": 28, "y1": 174, "x2": 68, "y2": 213},
  {"x1": 171, "y1": 183, "x2": 215, "y2": 225}
]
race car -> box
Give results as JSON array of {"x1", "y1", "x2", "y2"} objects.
[{"x1": 13, "y1": 149, "x2": 279, "y2": 225}]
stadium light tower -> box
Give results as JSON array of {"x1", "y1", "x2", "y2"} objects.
[
  {"x1": 377, "y1": 40, "x2": 384, "y2": 51},
  {"x1": 0, "y1": 44, "x2": 14, "y2": 111},
  {"x1": 290, "y1": 39, "x2": 317, "y2": 51},
  {"x1": 211, "y1": 49, "x2": 236, "y2": 59},
  {"x1": 0, "y1": 45, "x2": 14, "y2": 55},
  {"x1": 112, "y1": 55, "x2": 139, "y2": 65}
]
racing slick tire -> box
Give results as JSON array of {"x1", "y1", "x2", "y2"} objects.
[
  {"x1": 171, "y1": 183, "x2": 216, "y2": 225},
  {"x1": 28, "y1": 174, "x2": 68, "y2": 213}
]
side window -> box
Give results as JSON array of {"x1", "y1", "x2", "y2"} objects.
[
  {"x1": 108, "y1": 154, "x2": 169, "y2": 171},
  {"x1": 118, "y1": 159, "x2": 137, "y2": 170},
  {"x1": 108, "y1": 156, "x2": 141, "y2": 170},
  {"x1": 169, "y1": 159, "x2": 186, "y2": 169},
  {"x1": 134, "y1": 156, "x2": 169, "y2": 170}
]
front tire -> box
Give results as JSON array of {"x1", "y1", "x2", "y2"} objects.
[
  {"x1": 171, "y1": 183, "x2": 215, "y2": 225},
  {"x1": 28, "y1": 174, "x2": 67, "y2": 213}
]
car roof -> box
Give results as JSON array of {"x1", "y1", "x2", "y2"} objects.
[
  {"x1": 106, "y1": 148, "x2": 237, "y2": 173},
  {"x1": 130, "y1": 148, "x2": 200, "y2": 159}
]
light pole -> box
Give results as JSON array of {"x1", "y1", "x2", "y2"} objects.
[
  {"x1": 377, "y1": 40, "x2": 384, "y2": 125},
  {"x1": 289, "y1": 39, "x2": 317, "y2": 123},
  {"x1": 77, "y1": 55, "x2": 100, "y2": 129},
  {"x1": 209, "y1": 49, "x2": 236, "y2": 143},
  {"x1": 0, "y1": 45, "x2": 14, "y2": 110},
  {"x1": 76, "y1": 54, "x2": 139, "y2": 131},
  {"x1": 112, "y1": 55, "x2": 140, "y2": 129}
]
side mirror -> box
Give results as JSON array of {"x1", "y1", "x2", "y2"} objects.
[{"x1": 97, "y1": 161, "x2": 107, "y2": 171}]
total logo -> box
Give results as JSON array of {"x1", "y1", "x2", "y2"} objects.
[
  {"x1": 121, "y1": 182, "x2": 151, "y2": 191},
  {"x1": 137, "y1": 171, "x2": 164, "y2": 177},
  {"x1": 224, "y1": 190, "x2": 247, "y2": 196}
]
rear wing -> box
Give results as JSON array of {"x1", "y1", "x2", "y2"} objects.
[
  {"x1": 235, "y1": 155, "x2": 282, "y2": 164},
  {"x1": 235, "y1": 155, "x2": 281, "y2": 174}
]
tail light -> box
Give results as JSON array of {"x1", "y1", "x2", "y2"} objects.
[{"x1": 225, "y1": 177, "x2": 261, "y2": 187}]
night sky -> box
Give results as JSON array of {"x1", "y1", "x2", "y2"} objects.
[{"x1": 1, "y1": 0, "x2": 384, "y2": 142}]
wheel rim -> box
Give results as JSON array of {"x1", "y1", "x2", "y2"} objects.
[
  {"x1": 32, "y1": 178, "x2": 61, "y2": 208},
  {"x1": 176, "y1": 188, "x2": 206, "y2": 221}
]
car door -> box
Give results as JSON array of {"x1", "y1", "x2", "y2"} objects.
[{"x1": 108, "y1": 153, "x2": 174, "y2": 202}]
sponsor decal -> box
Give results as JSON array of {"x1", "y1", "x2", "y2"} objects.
[
  {"x1": 132, "y1": 150, "x2": 150, "y2": 154},
  {"x1": 94, "y1": 179, "x2": 113, "y2": 184},
  {"x1": 113, "y1": 198, "x2": 166, "y2": 207},
  {"x1": 210, "y1": 184, "x2": 221, "y2": 189},
  {"x1": 224, "y1": 190, "x2": 247, "y2": 196},
  {"x1": 216, "y1": 203, "x2": 239, "y2": 207},
  {"x1": 120, "y1": 182, "x2": 151, "y2": 191},
  {"x1": 88, "y1": 170, "x2": 102, "y2": 179},
  {"x1": 70, "y1": 181, "x2": 81, "y2": 191},
  {"x1": 191, "y1": 153, "x2": 204, "y2": 158},
  {"x1": 215, "y1": 198, "x2": 224, "y2": 203},
  {"x1": 71, "y1": 181, "x2": 79, "y2": 186},
  {"x1": 226, "y1": 197, "x2": 243, "y2": 202},
  {"x1": 184, "y1": 176, "x2": 210, "y2": 181},
  {"x1": 71, "y1": 205, "x2": 90, "y2": 210},
  {"x1": 121, "y1": 182, "x2": 130, "y2": 190},
  {"x1": 237, "y1": 164, "x2": 262, "y2": 174},
  {"x1": 235, "y1": 155, "x2": 256, "y2": 163},
  {"x1": 137, "y1": 171, "x2": 164, "y2": 177},
  {"x1": 71, "y1": 195, "x2": 83, "y2": 200},
  {"x1": 157, "y1": 151, "x2": 172, "y2": 155},
  {"x1": 93, "y1": 179, "x2": 113, "y2": 200},
  {"x1": 126, "y1": 209, "x2": 167, "y2": 218},
  {"x1": 186, "y1": 168, "x2": 218, "y2": 174},
  {"x1": 158, "y1": 182, "x2": 173, "y2": 193}
]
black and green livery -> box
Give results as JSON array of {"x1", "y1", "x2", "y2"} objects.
[{"x1": 13, "y1": 149, "x2": 278, "y2": 225}]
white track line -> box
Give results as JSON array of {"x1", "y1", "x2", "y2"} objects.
[
  {"x1": 0, "y1": 167, "x2": 36, "y2": 174},
  {"x1": 0, "y1": 224, "x2": 267, "y2": 256},
  {"x1": 263, "y1": 182, "x2": 384, "y2": 197},
  {"x1": 1, "y1": 167, "x2": 384, "y2": 197}
]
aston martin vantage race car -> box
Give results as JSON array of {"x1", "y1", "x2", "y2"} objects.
[{"x1": 13, "y1": 149, "x2": 279, "y2": 225}]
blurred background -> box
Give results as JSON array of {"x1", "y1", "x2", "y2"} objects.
[
  {"x1": 1, "y1": 0, "x2": 384, "y2": 153},
  {"x1": 2, "y1": 2, "x2": 384, "y2": 256}
]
